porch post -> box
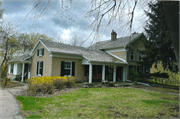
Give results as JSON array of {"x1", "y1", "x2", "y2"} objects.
[
  {"x1": 102, "y1": 65, "x2": 105, "y2": 81},
  {"x1": 123, "y1": 66, "x2": 125, "y2": 81},
  {"x1": 89, "y1": 63, "x2": 92, "y2": 83},
  {"x1": 113, "y1": 65, "x2": 116, "y2": 82},
  {"x1": 28, "y1": 64, "x2": 30, "y2": 79},
  {"x1": 21, "y1": 63, "x2": 25, "y2": 82}
]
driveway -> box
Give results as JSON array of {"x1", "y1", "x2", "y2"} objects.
[{"x1": 0, "y1": 85, "x2": 27, "y2": 119}]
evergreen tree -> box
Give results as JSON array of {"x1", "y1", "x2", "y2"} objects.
[{"x1": 141, "y1": 1, "x2": 178, "y2": 72}]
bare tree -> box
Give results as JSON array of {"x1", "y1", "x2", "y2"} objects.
[
  {"x1": 18, "y1": 0, "x2": 179, "y2": 70},
  {"x1": 19, "y1": 31, "x2": 54, "y2": 51},
  {"x1": 69, "y1": 35, "x2": 86, "y2": 47},
  {"x1": 0, "y1": 20, "x2": 21, "y2": 78},
  {"x1": 57, "y1": 34, "x2": 87, "y2": 47},
  {"x1": 0, "y1": 20, "x2": 20, "y2": 66}
]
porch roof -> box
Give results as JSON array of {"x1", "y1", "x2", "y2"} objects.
[{"x1": 8, "y1": 51, "x2": 31, "y2": 63}]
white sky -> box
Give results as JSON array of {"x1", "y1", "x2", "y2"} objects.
[{"x1": 1, "y1": 0, "x2": 148, "y2": 47}]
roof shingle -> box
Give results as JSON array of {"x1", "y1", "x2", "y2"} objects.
[
  {"x1": 89, "y1": 33, "x2": 142, "y2": 50},
  {"x1": 40, "y1": 39, "x2": 125, "y2": 63}
]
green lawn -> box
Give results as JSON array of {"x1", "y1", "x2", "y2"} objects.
[{"x1": 16, "y1": 87, "x2": 179, "y2": 118}]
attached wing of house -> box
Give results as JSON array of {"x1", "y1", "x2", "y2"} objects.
[{"x1": 7, "y1": 31, "x2": 150, "y2": 83}]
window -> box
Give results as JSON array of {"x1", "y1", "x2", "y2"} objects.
[
  {"x1": 130, "y1": 49, "x2": 134, "y2": 60},
  {"x1": 61, "y1": 61, "x2": 75, "y2": 76},
  {"x1": 37, "y1": 48, "x2": 44, "y2": 56},
  {"x1": 138, "y1": 52, "x2": 143, "y2": 61},
  {"x1": 137, "y1": 66, "x2": 143, "y2": 74},
  {"x1": 64, "y1": 61, "x2": 72, "y2": 76},
  {"x1": 37, "y1": 61, "x2": 43, "y2": 76},
  {"x1": 11, "y1": 63, "x2": 14, "y2": 74}
]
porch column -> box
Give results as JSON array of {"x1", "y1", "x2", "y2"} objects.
[
  {"x1": 123, "y1": 66, "x2": 125, "y2": 81},
  {"x1": 89, "y1": 63, "x2": 92, "y2": 83},
  {"x1": 28, "y1": 64, "x2": 31, "y2": 79},
  {"x1": 113, "y1": 65, "x2": 116, "y2": 82},
  {"x1": 21, "y1": 63, "x2": 25, "y2": 82},
  {"x1": 102, "y1": 65, "x2": 105, "y2": 81}
]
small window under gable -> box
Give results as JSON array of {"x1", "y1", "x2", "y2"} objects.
[
  {"x1": 130, "y1": 49, "x2": 134, "y2": 60},
  {"x1": 37, "y1": 48, "x2": 44, "y2": 56}
]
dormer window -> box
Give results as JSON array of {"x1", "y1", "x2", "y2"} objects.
[
  {"x1": 37, "y1": 48, "x2": 44, "y2": 56},
  {"x1": 130, "y1": 49, "x2": 134, "y2": 60}
]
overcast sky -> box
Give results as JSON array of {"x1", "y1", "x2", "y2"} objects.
[{"x1": 1, "y1": 0, "x2": 148, "y2": 47}]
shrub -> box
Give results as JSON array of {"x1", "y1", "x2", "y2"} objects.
[
  {"x1": 1, "y1": 78, "x2": 10, "y2": 88},
  {"x1": 27, "y1": 76, "x2": 77, "y2": 94},
  {"x1": 28, "y1": 77, "x2": 54, "y2": 94},
  {"x1": 53, "y1": 77, "x2": 67, "y2": 89},
  {"x1": 64, "y1": 76, "x2": 77, "y2": 88}
]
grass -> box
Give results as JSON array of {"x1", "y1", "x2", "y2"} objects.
[{"x1": 16, "y1": 88, "x2": 179, "y2": 118}]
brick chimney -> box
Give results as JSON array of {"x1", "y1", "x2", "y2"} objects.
[{"x1": 111, "y1": 30, "x2": 117, "y2": 41}]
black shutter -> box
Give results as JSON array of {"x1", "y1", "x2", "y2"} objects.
[
  {"x1": 72, "y1": 62, "x2": 75, "y2": 76},
  {"x1": 41, "y1": 62, "x2": 43, "y2": 76},
  {"x1": 61, "y1": 61, "x2": 65, "y2": 76},
  {"x1": 37, "y1": 49, "x2": 39, "y2": 56},
  {"x1": 37, "y1": 62, "x2": 39, "y2": 75},
  {"x1": 42, "y1": 49, "x2": 44, "y2": 56}
]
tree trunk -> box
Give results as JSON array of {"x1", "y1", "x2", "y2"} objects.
[{"x1": 162, "y1": 1, "x2": 179, "y2": 71}]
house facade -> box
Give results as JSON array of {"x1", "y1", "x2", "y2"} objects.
[{"x1": 7, "y1": 31, "x2": 150, "y2": 83}]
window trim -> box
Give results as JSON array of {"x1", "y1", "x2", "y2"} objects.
[
  {"x1": 39, "y1": 48, "x2": 43, "y2": 56},
  {"x1": 37, "y1": 61, "x2": 43, "y2": 76},
  {"x1": 130, "y1": 49, "x2": 134, "y2": 61},
  {"x1": 64, "y1": 61, "x2": 72, "y2": 76}
]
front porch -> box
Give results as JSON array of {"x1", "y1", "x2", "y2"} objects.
[
  {"x1": 84, "y1": 63, "x2": 127, "y2": 83},
  {"x1": 7, "y1": 62, "x2": 31, "y2": 82}
]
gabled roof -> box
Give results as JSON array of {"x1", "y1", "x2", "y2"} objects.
[
  {"x1": 89, "y1": 33, "x2": 143, "y2": 50},
  {"x1": 40, "y1": 39, "x2": 125, "y2": 63},
  {"x1": 9, "y1": 33, "x2": 144, "y2": 64}
]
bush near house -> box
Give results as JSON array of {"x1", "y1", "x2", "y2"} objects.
[{"x1": 27, "y1": 76, "x2": 77, "y2": 94}]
